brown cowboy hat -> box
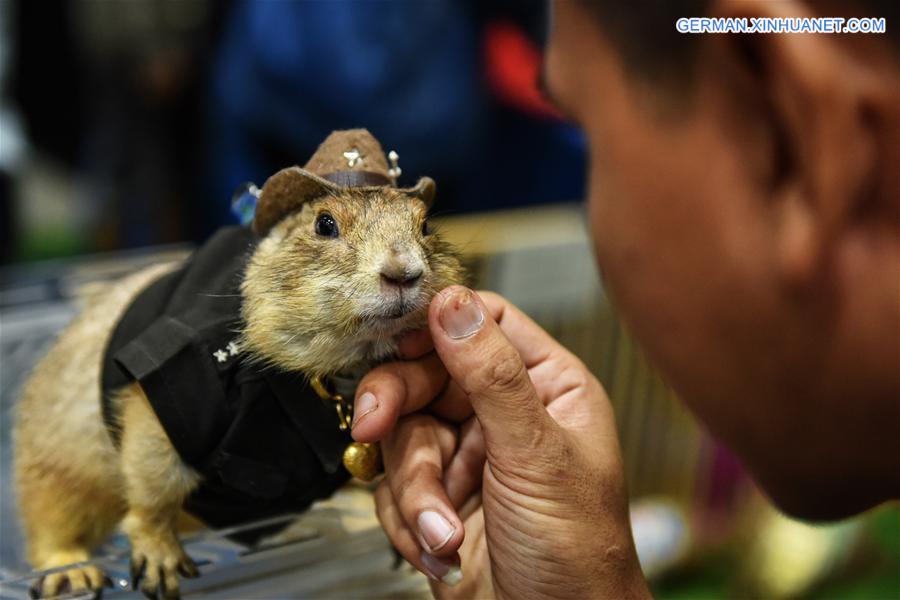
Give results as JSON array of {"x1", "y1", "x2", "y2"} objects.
[{"x1": 253, "y1": 128, "x2": 436, "y2": 235}]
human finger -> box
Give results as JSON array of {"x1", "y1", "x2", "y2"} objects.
[
  {"x1": 381, "y1": 415, "x2": 465, "y2": 557},
  {"x1": 443, "y1": 418, "x2": 486, "y2": 508},
  {"x1": 396, "y1": 328, "x2": 434, "y2": 359},
  {"x1": 428, "y1": 286, "x2": 559, "y2": 451},
  {"x1": 351, "y1": 353, "x2": 450, "y2": 442},
  {"x1": 355, "y1": 290, "x2": 563, "y2": 444},
  {"x1": 374, "y1": 481, "x2": 462, "y2": 586}
]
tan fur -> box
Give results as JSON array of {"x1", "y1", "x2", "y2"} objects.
[
  {"x1": 14, "y1": 191, "x2": 464, "y2": 597},
  {"x1": 14, "y1": 264, "x2": 177, "y2": 596},
  {"x1": 241, "y1": 189, "x2": 464, "y2": 378},
  {"x1": 116, "y1": 384, "x2": 201, "y2": 596}
]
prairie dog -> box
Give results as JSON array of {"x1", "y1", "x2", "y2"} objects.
[{"x1": 14, "y1": 129, "x2": 465, "y2": 599}]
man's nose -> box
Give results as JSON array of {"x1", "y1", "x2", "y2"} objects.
[{"x1": 380, "y1": 251, "x2": 424, "y2": 289}]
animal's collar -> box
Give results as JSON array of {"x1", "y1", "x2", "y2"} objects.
[
  {"x1": 310, "y1": 376, "x2": 337, "y2": 402},
  {"x1": 310, "y1": 375, "x2": 383, "y2": 481},
  {"x1": 310, "y1": 376, "x2": 352, "y2": 432}
]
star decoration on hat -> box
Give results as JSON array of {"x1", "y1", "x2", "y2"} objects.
[
  {"x1": 387, "y1": 150, "x2": 401, "y2": 185},
  {"x1": 343, "y1": 149, "x2": 364, "y2": 168}
]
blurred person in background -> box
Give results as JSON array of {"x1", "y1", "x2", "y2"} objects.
[
  {"x1": 0, "y1": 0, "x2": 24, "y2": 264},
  {"x1": 9, "y1": 0, "x2": 218, "y2": 257},
  {"x1": 201, "y1": 0, "x2": 584, "y2": 237},
  {"x1": 354, "y1": 0, "x2": 900, "y2": 597},
  {"x1": 6, "y1": 0, "x2": 585, "y2": 258}
]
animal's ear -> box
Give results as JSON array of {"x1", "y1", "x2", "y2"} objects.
[{"x1": 407, "y1": 177, "x2": 436, "y2": 207}]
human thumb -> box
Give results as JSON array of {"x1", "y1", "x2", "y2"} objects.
[{"x1": 428, "y1": 286, "x2": 556, "y2": 450}]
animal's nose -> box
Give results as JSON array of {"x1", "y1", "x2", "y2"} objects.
[
  {"x1": 380, "y1": 268, "x2": 423, "y2": 289},
  {"x1": 380, "y1": 255, "x2": 423, "y2": 289}
]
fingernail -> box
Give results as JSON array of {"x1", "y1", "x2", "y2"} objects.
[
  {"x1": 419, "y1": 552, "x2": 463, "y2": 586},
  {"x1": 352, "y1": 392, "x2": 378, "y2": 428},
  {"x1": 417, "y1": 510, "x2": 455, "y2": 552},
  {"x1": 439, "y1": 289, "x2": 484, "y2": 340}
]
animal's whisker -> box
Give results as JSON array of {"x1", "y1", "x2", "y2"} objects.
[{"x1": 198, "y1": 293, "x2": 244, "y2": 298}]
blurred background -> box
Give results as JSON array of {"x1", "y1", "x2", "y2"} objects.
[
  {"x1": 0, "y1": 1, "x2": 897, "y2": 599},
  {"x1": 0, "y1": 0, "x2": 585, "y2": 263}
]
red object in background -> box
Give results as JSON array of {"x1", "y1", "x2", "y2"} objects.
[{"x1": 483, "y1": 21, "x2": 563, "y2": 120}]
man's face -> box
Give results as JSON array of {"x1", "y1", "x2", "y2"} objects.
[{"x1": 544, "y1": 2, "x2": 899, "y2": 518}]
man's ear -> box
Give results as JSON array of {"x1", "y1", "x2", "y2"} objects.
[{"x1": 714, "y1": 0, "x2": 891, "y2": 290}]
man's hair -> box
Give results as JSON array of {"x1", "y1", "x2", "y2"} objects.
[
  {"x1": 575, "y1": 0, "x2": 709, "y2": 79},
  {"x1": 576, "y1": 0, "x2": 898, "y2": 79}
]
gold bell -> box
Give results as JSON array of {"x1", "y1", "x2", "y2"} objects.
[{"x1": 342, "y1": 442, "x2": 382, "y2": 482}]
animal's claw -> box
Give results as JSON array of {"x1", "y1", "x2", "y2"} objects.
[
  {"x1": 176, "y1": 556, "x2": 199, "y2": 579},
  {"x1": 28, "y1": 578, "x2": 42, "y2": 599},
  {"x1": 138, "y1": 565, "x2": 161, "y2": 600},
  {"x1": 29, "y1": 564, "x2": 106, "y2": 599},
  {"x1": 141, "y1": 588, "x2": 159, "y2": 600},
  {"x1": 128, "y1": 531, "x2": 197, "y2": 600},
  {"x1": 159, "y1": 570, "x2": 183, "y2": 600},
  {"x1": 130, "y1": 556, "x2": 147, "y2": 590}
]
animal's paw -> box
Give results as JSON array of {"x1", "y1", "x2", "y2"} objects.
[
  {"x1": 129, "y1": 532, "x2": 198, "y2": 600},
  {"x1": 29, "y1": 560, "x2": 111, "y2": 599}
]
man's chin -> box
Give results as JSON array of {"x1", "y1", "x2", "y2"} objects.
[{"x1": 755, "y1": 469, "x2": 889, "y2": 523}]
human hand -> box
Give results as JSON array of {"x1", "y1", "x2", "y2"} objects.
[{"x1": 352, "y1": 287, "x2": 650, "y2": 599}]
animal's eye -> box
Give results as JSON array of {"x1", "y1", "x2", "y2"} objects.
[
  {"x1": 315, "y1": 213, "x2": 339, "y2": 238},
  {"x1": 421, "y1": 219, "x2": 430, "y2": 236}
]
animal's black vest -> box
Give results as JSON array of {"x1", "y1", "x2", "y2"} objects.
[{"x1": 101, "y1": 226, "x2": 351, "y2": 532}]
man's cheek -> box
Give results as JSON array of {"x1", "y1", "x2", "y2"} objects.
[
  {"x1": 588, "y1": 188, "x2": 638, "y2": 306},
  {"x1": 586, "y1": 162, "x2": 638, "y2": 263},
  {"x1": 587, "y1": 182, "x2": 618, "y2": 274}
]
